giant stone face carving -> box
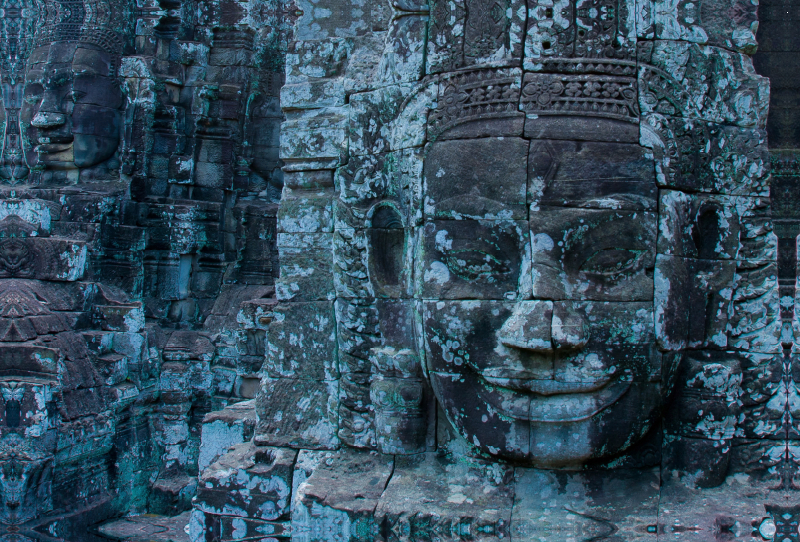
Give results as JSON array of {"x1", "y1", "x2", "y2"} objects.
[
  {"x1": 418, "y1": 128, "x2": 667, "y2": 466},
  {"x1": 255, "y1": 4, "x2": 785, "y2": 530},
  {"x1": 0, "y1": 0, "x2": 795, "y2": 536},
  {"x1": 20, "y1": 43, "x2": 123, "y2": 175}
]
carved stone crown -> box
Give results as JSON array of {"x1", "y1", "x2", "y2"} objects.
[
  {"x1": 427, "y1": 0, "x2": 707, "y2": 138},
  {"x1": 427, "y1": 64, "x2": 642, "y2": 140},
  {"x1": 35, "y1": 0, "x2": 132, "y2": 56}
]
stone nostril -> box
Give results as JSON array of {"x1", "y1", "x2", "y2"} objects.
[
  {"x1": 552, "y1": 326, "x2": 588, "y2": 350},
  {"x1": 6, "y1": 501, "x2": 19, "y2": 509}
]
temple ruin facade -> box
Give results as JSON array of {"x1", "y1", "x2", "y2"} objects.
[{"x1": 0, "y1": 0, "x2": 798, "y2": 540}]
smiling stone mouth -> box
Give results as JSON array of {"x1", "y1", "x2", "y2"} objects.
[
  {"x1": 37, "y1": 135, "x2": 73, "y2": 144},
  {"x1": 482, "y1": 374, "x2": 614, "y2": 395},
  {"x1": 34, "y1": 141, "x2": 73, "y2": 154},
  {"x1": 480, "y1": 375, "x2": 631, "y2": 422}
]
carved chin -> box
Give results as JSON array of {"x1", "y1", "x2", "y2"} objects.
[{"x1": 431, "y1": 372, "x2": 661, "y2": 467}]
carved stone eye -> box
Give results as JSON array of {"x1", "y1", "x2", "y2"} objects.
[
  {"x1": 580, "y1": 248, "x2": 643, "y2": 276},
  {"x1": 63, "y1": 90, "x2": 86, "y2": 104},
  {"x1": 23, "y1": 84, "x2": 43, "y2": 105},
  {"x1": 443, "y1": 249, "x2": 511, "y2": 282}
]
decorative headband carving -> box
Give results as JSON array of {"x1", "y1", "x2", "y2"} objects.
[
  {"x1": 426, "y1": 63, "x2": 647, "y2": 140},
  {"x1": 34, "y1": 0, "x2": 132, "y2": 55}
]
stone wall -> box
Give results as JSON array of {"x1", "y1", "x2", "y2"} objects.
[{"x1": 0, "y1": 0, "x2": 290, "y2": 534}]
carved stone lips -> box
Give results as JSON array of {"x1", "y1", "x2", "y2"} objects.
[
  {"x1": 479, "y1": 372, "x2": 631, "y2": 422},
  {"x1": 37, "y1": 135, "x2": 73, "y2": 145},
  {"x1": 35, "y1": 134, "x2": 74, "y2": 154},
  {"x1": 34, "y1": 140, "x2": 73, "y2": 154},
  {"x1": 482, "y1": 374, "x2": 614, "y2": 395}
]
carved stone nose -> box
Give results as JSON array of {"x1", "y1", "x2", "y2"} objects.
[
  {"x1": 31, "y1": 111, "x2": 66, "y2": 128},
  {"x1": 499, "y1": 300, "x2": 554, "y2": 352},
  {"x1": 499, "y1": 300, "x2": 589, "y2": 352}
]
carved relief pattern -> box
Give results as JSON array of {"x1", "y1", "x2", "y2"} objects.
[
  {"x1": 526, "y1": 0, "x2": 636, "y2": 71},
  {"x1": 464, "y1": 0, "x2": 510, "y2": 61},
  {"x1": 520, "y1": 72, "x2": 638, "y2": 121}
]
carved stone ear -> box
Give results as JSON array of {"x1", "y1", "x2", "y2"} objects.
[
  {"x1": 369, "y1": 205, "x2": 405, "y2": 297},
  {"x1": 692, "y1": 201, "x2": 726, "y2": 260}
]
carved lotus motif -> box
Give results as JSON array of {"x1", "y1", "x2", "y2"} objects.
[{"x1": 522, "y1": 78, "x2": 565, "y2": 106}]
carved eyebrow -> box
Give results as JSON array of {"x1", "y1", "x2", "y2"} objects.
[
  {"x1": 24, "y1": 67, "x2": 46, "y2": 81},
  {"x1": 575, "y1": 194, "x2": 657, "y2": 211},
  {"x1": 44, "y1": 71, "x2": 72, "y2": 87}
]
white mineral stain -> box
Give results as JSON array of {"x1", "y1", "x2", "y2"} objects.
[
  {"x1": 424, "y1": 261, "x2": 450, "y2": 285},
  {"x1": 531, "y1": 233, "x2": 554, "y2": 254}
]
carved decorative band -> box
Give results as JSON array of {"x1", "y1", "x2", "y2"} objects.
[
  {"x1": 520, "y1": 73, "x2": 638, "y2": 122},
  {"x1": 428, "y1": 68, "x2": 522, "y2": 138},
  {"x1": 770, "y1": 151, "x2": 800, "y2": 177},
  {"x1": 428, "y1": 66, "x2": 645, "y2": 139},
  {"x1": 537, "y1": 58, "x2": 637, "y2": 77},
  {"x1": 639, "y1": 65, "x2": 691, "y2": 118}
]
